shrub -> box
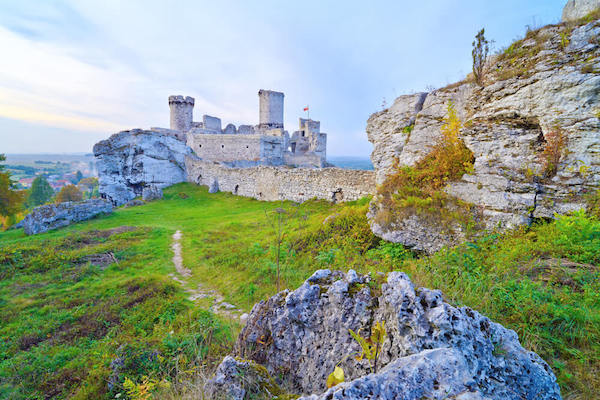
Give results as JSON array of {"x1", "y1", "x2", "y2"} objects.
[
  {"x1": 0, "y1": 154, "x2": 26, "y2": 222},
  {"x1": 56, "y1": 184, "x2": 83, "y2": 203},
  {"x1": 540, "y1": 126, "x2": 568, "y2": 178},
  {"x1": 376, "y1": 102, "x2": 475, "y2": 229},
  {"x1": 560, "y1": 31, "x2": 570, "y2": 50},
  {"x1": 472, "y1": 28, "x2": 490, "y2": 86},
  {"x1": 586, "y1": 189, "x2": 600, "y2": 219}
]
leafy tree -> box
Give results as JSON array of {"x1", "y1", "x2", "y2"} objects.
[
  {"x1": 0, "y1": 154, "x2": 25, "y2": 217},
  {"x1": 27, "y1": 176, "x2": 54, "y2": 207},
  {"x1": 78, "y1": 177, "x2": 99, "y2": 199},
  {"x1": 56, "y1": 184, "x2": 83, "y2": 203},
  {"x1": 472, "y1": 28, "x2": 490, "y2": 86},
  {"x1": 75, "y1": 170, "x2": 83, "y2": 183}
]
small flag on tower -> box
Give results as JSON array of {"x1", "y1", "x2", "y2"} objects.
[{"x1": 303, "y1": 106, "x2": 309, "y2": 111}]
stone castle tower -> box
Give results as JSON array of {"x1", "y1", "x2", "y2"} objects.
[
  {"x1": 258, "y1": 89, "x2": 284, "y2": 129},
  {"x1": 169, "y1": 95, "x2": 195, "y2": 131}
]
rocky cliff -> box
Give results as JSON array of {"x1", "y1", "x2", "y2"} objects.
[
  {"x1": 563, "y1": 0, "x2": 600, "y2": 21},
  {"x1": 367, "y1": 14, "x2": 600, "y2": 253},
  {"x1": 206, "y1": 270, "x2": 561, "y2": 399},
  {"x1": 93, "y1": 129, "x2": 195, "y2": 206}
]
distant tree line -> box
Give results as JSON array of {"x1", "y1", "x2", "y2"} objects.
[{"x1": 0, "y1": 154, "x2": 99, "y2": 230}]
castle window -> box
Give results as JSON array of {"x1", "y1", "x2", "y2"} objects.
[
  {"x1": 246, "y1": 145, "x2": 249, "y2": 148},
  {"x1": 221, "y1": 144, "x2": 224, "y2": 148}
]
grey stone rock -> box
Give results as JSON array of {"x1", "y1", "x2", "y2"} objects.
[
  {"x1": 8, "y1": 220, "x2": 24, "y2": 230},
  {"x1": 22, "y1": 199, "x2": 113, "y2": 235},
  {"x1": 368, "y1": 213, "x2": 467, "y2": 254},
  {"x1": 208, "y1": 179, "x2": 219, "y2": 193},
  {"x1": 204, "y1": 356, "x2": 286, "y2": 400},
  {"x1": 366, "y1": 19, "x2": 600, "y2": 253},
  {"x1": 366, "y1": 93, "x2": 428, "y2": 185},
  {"x1": 142, "y1": 185, "x2": 163, "y2": 201},
  {"x1": 123, "y1": 199, "x2": 145, "y2": 208},
  {"x1": 211, "y1": 270, "x2": 560, "y2": 399},
  {"x1": 300, "y1": 348, "x2": 478, "y2": 400},
  {"x1": 562, "y1": 0, "x2": 600, "y2": 22},
  {"x1": 93, "y1": 129, "x2": 195, "y2": 206}
]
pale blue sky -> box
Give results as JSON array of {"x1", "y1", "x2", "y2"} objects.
[{"x1": 0, "y1": 0, "x2": 566, "y2": 156}]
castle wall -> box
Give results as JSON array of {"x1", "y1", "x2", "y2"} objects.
[
  {"x1": 283, "y1": 152, "x2": 326, "y2": 168},
  {"x1": 185, "y1": 157, "x2": 375, "y2": 203},
  {"x1": 187, "y1": 133, "x2": 285, "y2": 165},
  {"x1": 187, "y1": 133, "x2": 262, "y2": 162}
]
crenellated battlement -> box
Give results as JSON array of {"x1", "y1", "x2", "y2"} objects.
[{"x1": 168, "y1": 95, "x2": 195, "y2": 105}]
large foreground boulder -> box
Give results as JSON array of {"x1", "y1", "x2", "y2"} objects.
[
  {"x1": 22, "y1": 199, "x2": 113, "y2": 235},
  {"x1": 93, "y1": 129, "x2": 195, "y2": 206},
  {"x1": 206, "y1": 270, "x2": 561, "y2": 399}
]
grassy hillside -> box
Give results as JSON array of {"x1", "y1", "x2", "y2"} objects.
[{"x1": 1, "y1": 183, "x2": 598, "y2": 399}]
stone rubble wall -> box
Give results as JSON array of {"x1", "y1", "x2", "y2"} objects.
[
  {"x1": 22, "y1": 199, "x2": 113, "y2": 235},
  {"x1": 185, "y1": 157, "x2": 375, "y2": 203}
]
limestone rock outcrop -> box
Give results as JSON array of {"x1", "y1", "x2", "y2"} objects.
[
  {"x1": 22, "y1": 199, "x2": 113, "y2": 235},
  {"x1": 563, "y1": 0, "x2": 600, "y2": 22},
  {"x1": 367, "y1": 17, "x2": 600, "y2": 253},
  {"x1": 93, "y1": 129, "x2": 195, "y2": 206},
  {"x1": 207, "y1": 270, "x2": 561, "y2": 399}
]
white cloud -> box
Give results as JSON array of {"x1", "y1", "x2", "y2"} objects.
[{"x1": 0, "y1": 0, "x2": 566, "y2": 156}]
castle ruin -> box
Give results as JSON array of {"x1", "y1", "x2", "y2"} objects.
[
  {"x1": 164, "y1": 90, "x2": 328, "y2": 168},
  {"x1": 94, "y1": 88, "x2": 375, "y2": 206}
]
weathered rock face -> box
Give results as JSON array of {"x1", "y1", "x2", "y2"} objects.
[
  {"x1": 93, "y1": 129, "x2": 195, "y2": 206},
  {"x1": 22, "y1": 199, "x2": 113, "y2": 235},
  {"x1": 141, "y1": 185, "x2": 163, "y2": 202},
  {"x1": 367, "y1": 93, "x2": 428, "y2": 185},
  {"x1": 207, "y1": 270, "x2": 561, "y2": 399},
  {"x1": 367, "y1": 17, "x2": 600, "y2": 253},
  {"x1": 563, "y1": 0, "x2": 600, "y2": 22}
]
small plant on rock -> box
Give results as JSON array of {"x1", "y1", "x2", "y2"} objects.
[
  {"x1": 350, "y1": 320, "x2": 387, "y2": 374},
  {"x1": 326, "y1": 320, "x2": 387, "y2": 388},
  {"x1": 540, "y1": 126, "x2": 568, "y2": 178}
]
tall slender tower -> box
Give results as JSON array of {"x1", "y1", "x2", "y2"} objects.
[
  {"x1": 169, "y1": 95, "x2": 195, "y2": 131},
  {"x1": 258, "y1": 90, "x2": 284, "y2": 129}
]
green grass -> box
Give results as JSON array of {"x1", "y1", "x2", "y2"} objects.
[{"x1": 1, "y1": 183, "x2": 599, "y2": 399}]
